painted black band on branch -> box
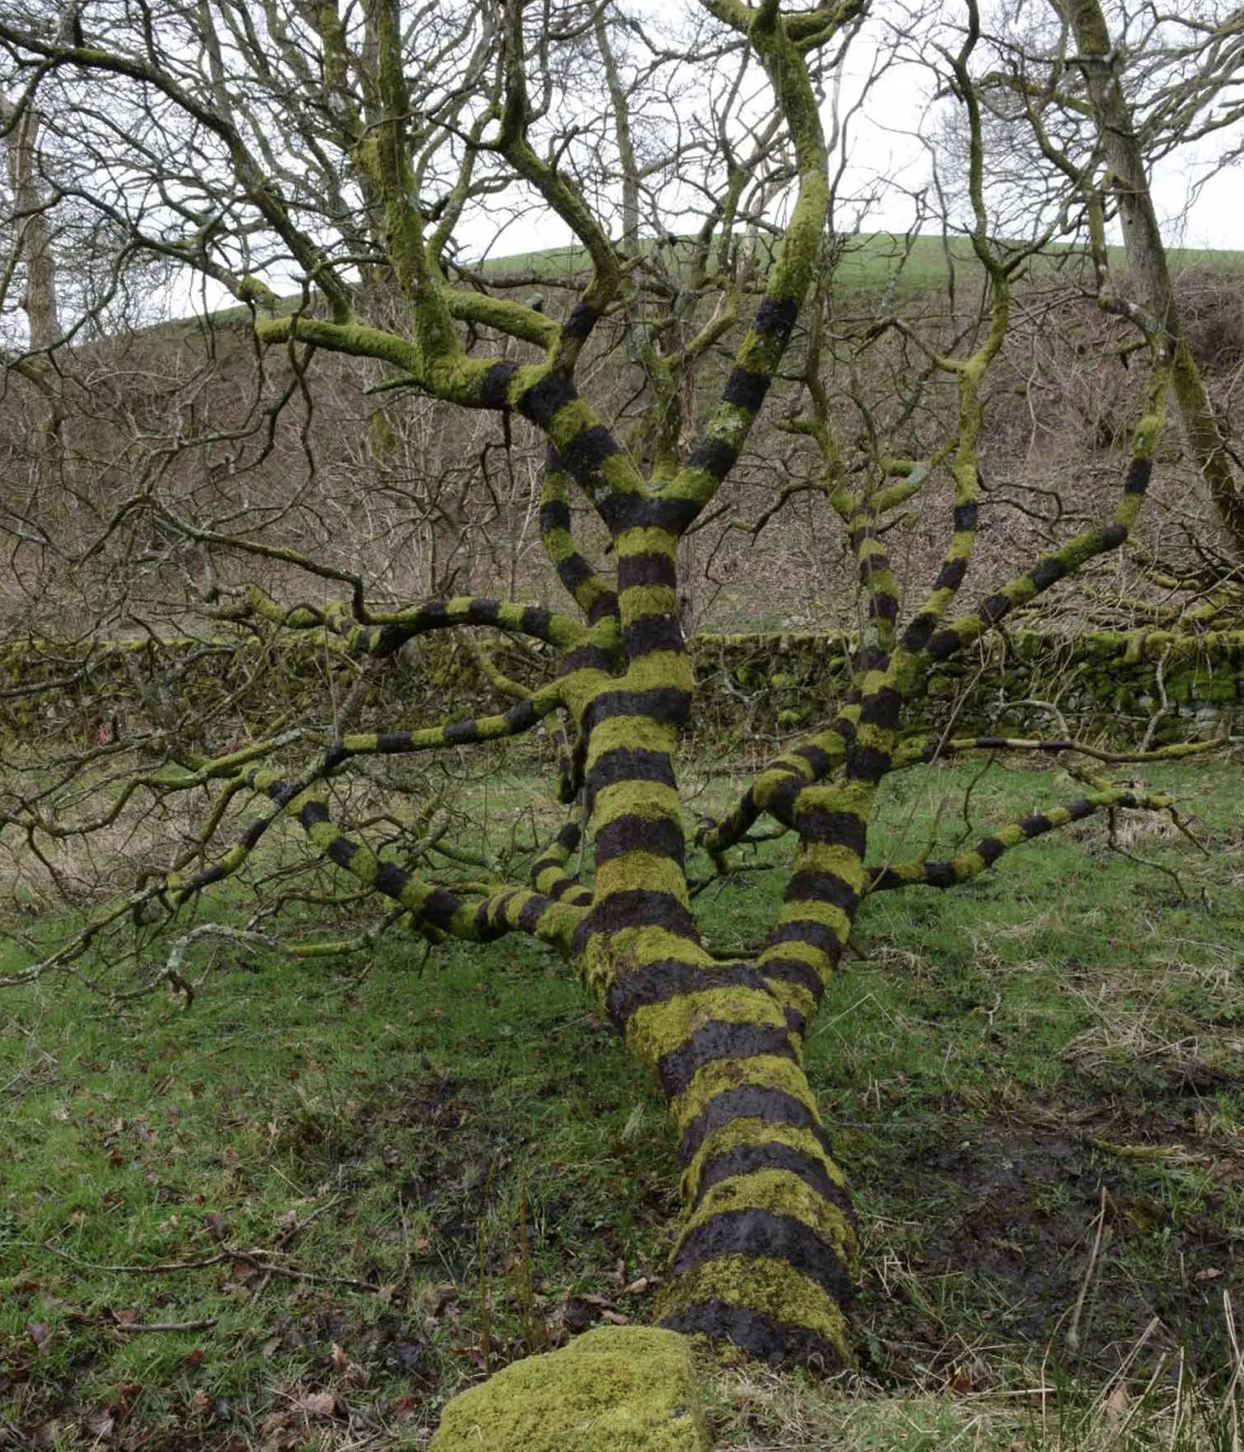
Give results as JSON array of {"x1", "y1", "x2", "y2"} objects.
[
  {"x1": 784, "y1": 871, "x2": 859, "y2": 914},
  {"x1": 562, "y1": 301, "x2": 598, "y2": 341},
  {"x1": 539, "y1": 497, "x2": 572, "y2": 534},
  {"x1": 585, "y1": 687, "x2": 691, "y2": 729},
  {"x1": 618, "y1": 552, "x2": 679, "y2": 590},
  {"x1": 766, "y1": 918, "x2": 843, "y2": 961},
  {"x1": 518, "y1": 370, "x2": 577, "y2": 427},
  {"x1": 562, "y1": 424, "x2": 620, "y2": 481},
  {"x1": 623, "y1": 615, "x2": 685, "y2": 659},
  {"x1": 580, "y1": 889, "x2": 699, "y2": 941},
  {"x1": 759, "y1": 954, "x2": 827, "y2": 1005},
  {"x1": 686, "y1": 438, "x2": 739, "y2": 482},
  {"x1": 586, "y1": 746, "x2": 678, "y2": 798},
  {"x1": 752, "y1": 296, "x2": 799, "y2": 340},
  {"x1": 680, "y1": 1085, "x2": 830, "y2": 1164},
  {"x1": 671, "y1": 1209, "x2": 852, "y2": 1308},
  {"x1": 657, "y1": 1021, "x2": 796, "y2": 1100},
  {"x1": 792, "y1": 807, "x2": 867, "y2": 855},
  {"x1": 661, "y1": 1299, "x2": 845, "y2": 1369},
  {"x1": 606, "y1": 959, "x2": 766, "y2": 1027},
  {"x1": 481, "y1": 360, "x2": 519, "y2": 409},
  {"x1": 693, "y1": 1141, "x2": 855, "y2": 1221},
  {"x1": 722, "y1": 368, "x2": 770, "y2": 412},
  {"x1": 594, "y1": 814, "x2": 687, "y2": 867}
]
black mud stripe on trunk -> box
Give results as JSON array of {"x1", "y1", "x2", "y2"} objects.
[
  {"x1": 658, "y1": 1022, "x2": 795, "y2": 1100},
  {"x1": 606, "y1": 959, "x2": 765, "y2": 1027},
  {"x1": 326, "y1": 836, "x2": 356, "y2": 869},
  {"x1": 791, "y1": 807, "x2": 866, "y2": 855},
  {"x1": 752, "y1": 296, "x2": 799, "y2": 340},
  {"x1": 854, "y1": 644, "x2": 889, "y2": 675},
  {"x1": 722, "y1": 367, "x2": 770, "y2": 412},
  {"x1": 518, "y1": 605, "x2": 552, "y2": 638},
  {"x1": 792, "y1": 742, "x2": 834, "y2": 778},
  {"x1": 374, "y1": 731, "x2": 413, "y2": 753},
  {"x1": 557, "y1": 822, "x2": 582, "y2": 851},
  {"x1": 481, "y1": 360, "x2": 519, "y2": 409},
  {"x1": 934, "y1": 558, "x2": 967, "y2": 592},
  {"x1": 902, "y1": 614, "x2": 934, "y2": 653},
  {"x1": 421, "y1": 887, "x2": 462, "y2": 930},
  {"x1": 188, "y1": 864, "x2": 228, "y2": 891},
  {"x1": 873, "y1": 592, "x2": 898, "y2": 626},
  {"x1": 375, "y1": 860, "x2": 410, "y2": 899},
  {"x1": 1124, "y1": 458, "x2": 1152, "y2": 494},
  {"x1": 680, "y1": 1085, "x2": 829, "y2": 1164},
  {"x1": 1029, "y1": 557, "x2": 1066, "y2": 591},
  {"x1": 768, "y1": 778, "x2": 802, "y2": 827},
  {"x1": 928, "y1": 629, "x2": 959, "y2": 660},
  {"x1": 845, "y1": 745, "x2": 891, "y2": 783},
  {"x1": 671, "y1": 1209, "x2": 852, "y2": 1307},
  {"x1": 586, "y1": 746, "x2": 677, "y2": 796},
  {"x1": 686, "y1": 437, "x2": 738, "y2": 482},
  {"x1": 467, "y1": 598, "x2": 502, "y2": 624},
  {"x1": 241, "y1": 817, "x2": 269, "y2": 848},
  {"x1": 660, "y1": 1300, "x2": 845, "y2": 1369},
  {"x1": 766, "y1": 919, "x2": 842, "y2": 961},
  {"x1": 980, "y1": 593, "x2": 1010, "y2": 624},
  {"x1": 614, "y1": 495, "x2": 701, "y2": 535},
  {"x1": 760, "y1": 955, "x2": 826, "y2": 1005},
  {"x1": 623, "y1": 615, "x2": 685, "y2": 658},
  {"x1": 443, "y1": 718, "x2": 480, "y2": 746},
  {"x1": 517, "y1": 895, "x2": 549, "y2": 935},
  {"x1": 976, "y1": 836, "x2": 1007, "y2": 865},
  {"x1": 563, "y1": 424, "x2": 620, "y2": 481},
  {"x1": 562, "y1": 300, "x2": 598, "y2": 340},
  {"x1": 588, "y1": 593, "x2": 620, "y2": 624},
  {"x1": 1102, "y1": 522, "x2": 1127, "y2": 548},
  {"x1": 784, "y1": 872, "x2": 858, "y2": 914},
  {"x1": 299, "y1": 799, "x2": 330, "y2": 829},
  {"x1": 858, "y1": 685, "x2": 903, "y2": 730},
  {"x1": 555, "y1": 550, "x2": 595, "y2": 593},
  {"x1": 618, "y1": 552, "x2": 678, "y2": 590},
  {"x1": 953, "y1": 501, "x2": 979, "y2": 531},
  {"x1": 518, "y1": 370, "x2": 577, "y2": 427},
  {"x1": 562, "y1": 643, "x2": 617, "y2": 674},
  {"x1": 595, "y1": 815, "x2": 686, "y2": 867},
  {"x1": 585, "y1": 687, "x2": 691, "y2": 728},
  {"x1": 539, "y1": 495, "x2": 571, "y2": 532},
  {"x1": 581, "y1": 889, "x2": 698, "y2": 942},
  {"x1": 694, "y1": 1143, "x2": 857, "y2": 1228},
  {"x1": 503, "y1": 698, "x2": 539, "y2": 732}
]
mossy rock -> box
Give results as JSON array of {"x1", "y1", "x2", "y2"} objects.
[{"x1": 428, "y1": 1326, "x2": 709, "y2": 1452}]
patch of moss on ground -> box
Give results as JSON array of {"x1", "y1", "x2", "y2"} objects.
[{"x1": 429, "y1": 1327, "x2": 709, "y2": 1451}]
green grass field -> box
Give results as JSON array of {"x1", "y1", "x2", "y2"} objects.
[{"x1": 3, "y1": 754, "x2": 1243, "y2": 1449}]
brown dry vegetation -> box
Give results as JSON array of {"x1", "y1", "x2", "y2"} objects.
[{"x1": 3, "y1": 254, "x2": 1243, "y2": 647}]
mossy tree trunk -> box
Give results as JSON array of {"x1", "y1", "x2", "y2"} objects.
[{"x1": 1060, "y1": 0, "x2": 1244, "y2": 555}]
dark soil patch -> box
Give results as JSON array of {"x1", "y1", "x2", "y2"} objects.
[{"x1": 855, "y1": 1090, "x2": 1243, "y2": 1385}]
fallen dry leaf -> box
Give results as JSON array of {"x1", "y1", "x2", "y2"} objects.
[{"x1": 298, "y1": 1390, "x2": 336, "y2": 1419}]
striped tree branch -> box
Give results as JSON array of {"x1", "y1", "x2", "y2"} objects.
[
  {"x1": 901, "y1": 355, "x2": 1171, "y2": 666},
  {"x1": 891, "y1": 731, "x2": 1228, "y2": 770},
  {"x1": 225, "y1": 773, "x2": 584, "y2": 951},
  {"x1": 866, "y1": 789, "x2": 1172, "y2": 893}
]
